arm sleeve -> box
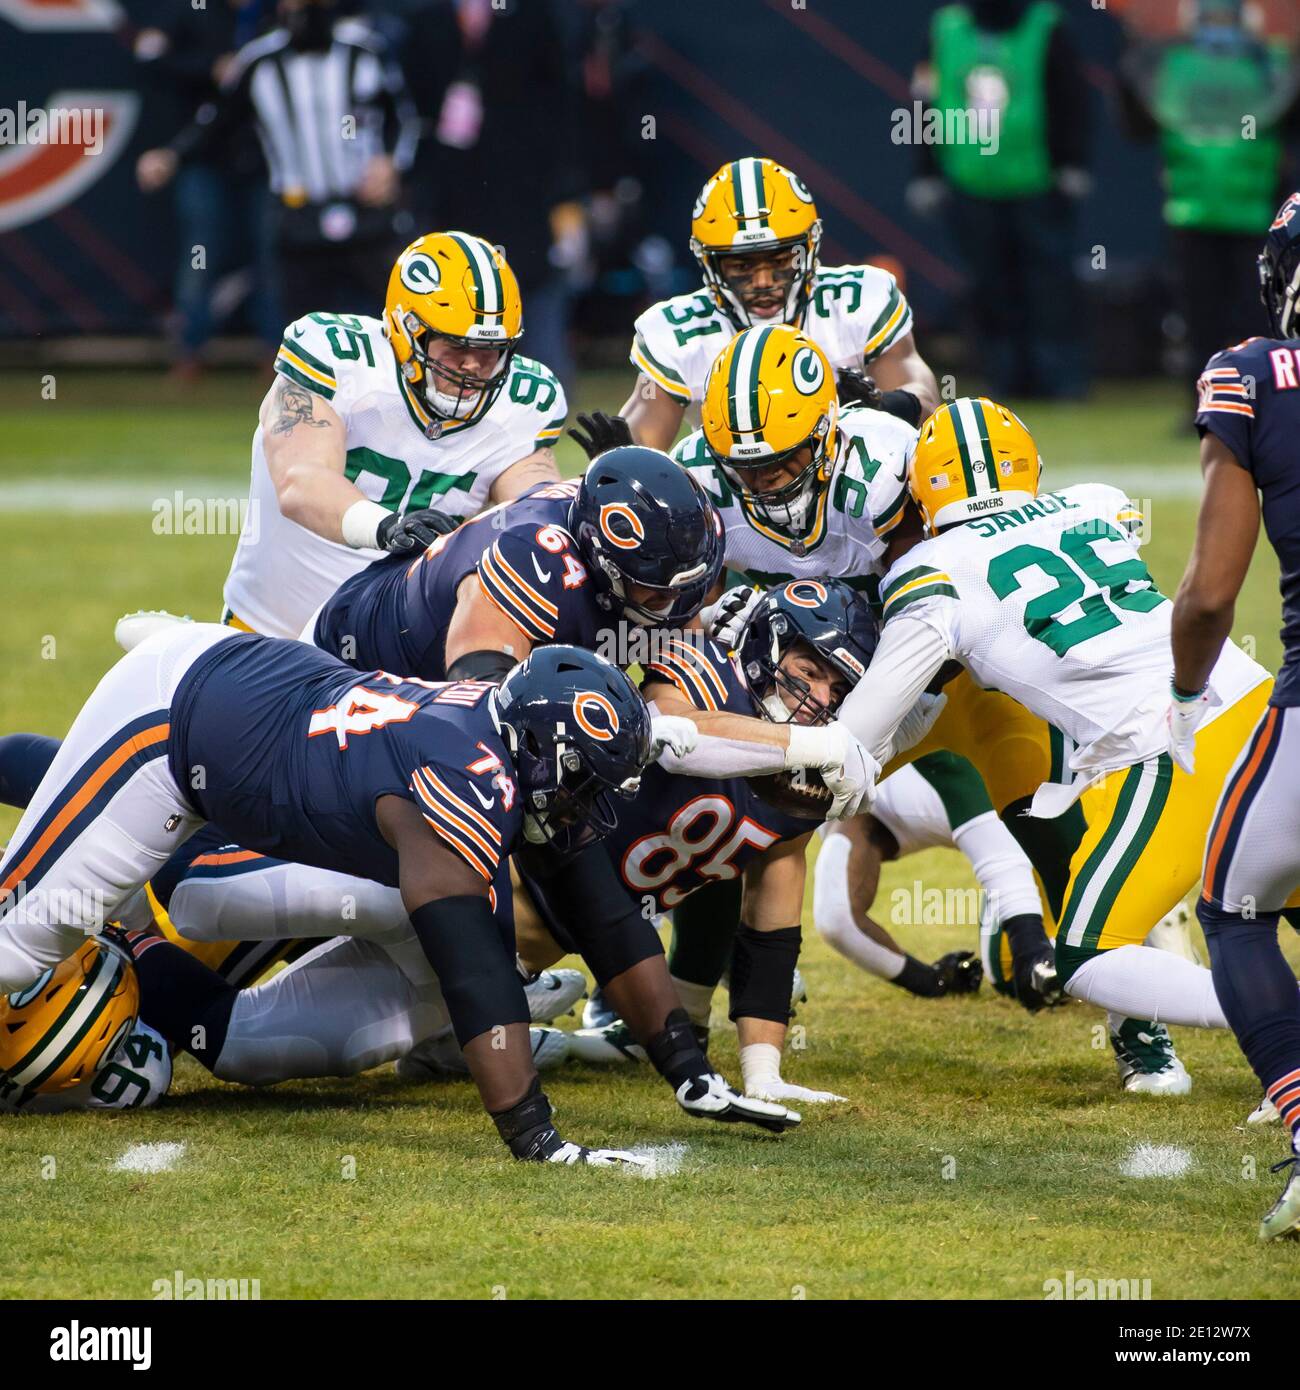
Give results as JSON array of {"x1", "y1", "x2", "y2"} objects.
[{"x1": 837, "y1": 613, "x2": 954, "y2": 766}]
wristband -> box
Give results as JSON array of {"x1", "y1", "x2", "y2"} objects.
[
  {"x1": 739, "y1": 1042, "x2": 783, "y2": 1095},
  {"x1": 1170, "y1": 677, "x2": 1207, "y2": 703},
  {"x1": 340, "y1": 498, "x2": 390, "y2": 550},
  {"x1": 877, "y1": 388, "x2": 923, "y2": 427},
  {"x1": 784, "y1": 722, "x2": 840, "y2": 771}
]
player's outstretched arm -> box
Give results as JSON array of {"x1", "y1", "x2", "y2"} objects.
[
  {"x1": 487, "y1": 447, "x2": 562, "y2": 503},
  {"x1": 645, "y1": 681, "x2": 876, "y2": 819},
  {"x1": 1171, "y1": 433, "x2": 1260, "y2": 697},
  {"x1": 619, "y1": 373, "x2": 687, "y2": 451},
  {"x1": 378, "y1": 796, "x2": 643, "y2": 1167},
  {"x1": 837, "y1": 615, "x2": 951, "y2": 769},
  {"x1": 868, "y1": 332, "x2": 941, "y2": 423},
  {"x1": 1169, "y1": 435, "x2": 1261, "y2": 772},
  {"x1": 524, "y1": 840, "x2": 800, "y2": 1133},
  {"x1": 733, "y1": 838, "x2": 845, "y2": 1105}
]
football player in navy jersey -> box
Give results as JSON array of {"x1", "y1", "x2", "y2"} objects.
[
  {"x1": 308, "y1": 446, "x2": 726, "y2": 686},
  {"x1": 0, "y1": 628, "x2": 802, "y2": 1146},
  {"x1": 516, "y1": 581, "x2": 889, "y2": 1101},
  {"x1": 1171, "y1": 192, "x2": 1300, "y2": 1237},
  {"x1": 0, "y1": 624, "x2": 808, "y2": 1160}
]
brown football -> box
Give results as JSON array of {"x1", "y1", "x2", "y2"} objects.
[{"x1": 749, "y1": 769, "x2": 834, "y2": 821}]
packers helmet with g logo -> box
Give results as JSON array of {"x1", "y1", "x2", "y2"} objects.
[
  {"x1": 0, "y1": 937, "x2": 139, "y2": 1094},
  {"x1": 908, "y1": 398, "x2": 1042, "y2": 534},
  {"x1": 701, "y1": 324, "x2": 839, "y2": 544},
  {"x1": 690, "y1": 157, "x2": 822, "y2": 330},
  {"x1": 384, "y1": 231, "x2": 524, "y2": 427}
]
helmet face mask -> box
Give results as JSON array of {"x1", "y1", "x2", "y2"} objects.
[
  {"x1": 385, "y1": 232, "x2": 524, "y2": 430},
  {"x1": 737, "y1": 579, "x2": 878, "y2": 728},
  {"x1": 701, "y1": 236, "x2": 817, "y2": 329},
  {"x1": 690, "y1": 158, "x2": 822, "y2": 332},
  {"x1": 496, "y1": 647, "x2": 653, "y2": 855},
  {"x1": 715, "y1": 430, "x2": 831, "y2": 542}
]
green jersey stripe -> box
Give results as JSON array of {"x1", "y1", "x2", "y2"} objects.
[
  {"x1": 880, "y1": 563, "x2": 945, "y2": 604},
  {"x1": 633, "y1": 333, "x2": 688, "y2": 385},
  {"x1": 279, "y1": 336, "x2": 336, "y2": 380},
  {"x1": 274, "y1": 358, "x2": 336, "y2": 400},
  {"x1": 865, "y1": 283, "x2": 902, "y2": 340},
  {"x1": 882, "y1": 582, "x2": 957, "y2": 618}
]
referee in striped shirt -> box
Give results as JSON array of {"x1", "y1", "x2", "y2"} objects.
[{"x1": 138, "y1": 0, "x2": 420, "y2": 324}]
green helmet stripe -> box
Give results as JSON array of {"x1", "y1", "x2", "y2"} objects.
[
  {"x1": 974, "y1": 399, "x2": 999, "y2": 492},
  {"x1": 951, "y1": 404, "x2": 978, "y2": 496}
]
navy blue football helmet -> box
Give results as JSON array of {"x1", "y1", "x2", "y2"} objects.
[
  {"x1": 569, "y1": 447, "x2": 725, "y2": 627},
  {"x1": 1260, "y1": 193, "x2": 1300, "y2": 338},
  {"x1": 736, "y1": 579, "x2": 879, "y2": 726},
  {"x1": 495, "y1": 644, "x2": 653, "y2": 851}
]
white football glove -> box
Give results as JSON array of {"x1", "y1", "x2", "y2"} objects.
[
  {"x1": 700, "y1": 585, "x2": 763, "y2": 649},
  {"x1": 740, "y1": 1044, "x2": 845, "y2": 1104},
  {"x1": 649, "y1": 714, "x2": 699, "y2": 763},
  {"x1": 545, "y1": 1141, "x2": 647, "y2": 1169},
  {"x1": 817, "y1": 724, "x2": 880, "y2": 820},
  {"x1": 746, "y1": 1079, "x2": 847, "y2": 1104},
  {"x1": 1165, "y1": 685, "x2": 1221, "y2": 775},
  {"x1": 675, "y1": 1071, "x2": 801, "y2": 1132}
]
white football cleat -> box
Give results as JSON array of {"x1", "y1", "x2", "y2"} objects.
[
  {"x1": 1144, "y1": 901, "x2": 1202, "y2": 966},
  {"x1": 1109, "y1": 1015, "x2": 1192, "y2": 1096},
  {"x1": 568, "y1": 1020, "x2": 647, "y2": 1065},
  {"x1": 522, "y1": 967, "x2": 587, "y2": 1023},
  {"x1": 1259, "y1": 1156, "x2": 1300, "y2": 1241},
  {"x1": 115, "y1": 609, "x2": 193, "y2": 652},
  {"x1": 527, "y1": 1027, "x2": 573, "y2": 1070},
  {"x1": 1247, "y1": 1095, "x2": 1281, "y2": 1125}
]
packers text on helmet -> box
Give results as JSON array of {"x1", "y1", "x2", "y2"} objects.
[{"x1": 908, "y1": 397, "x2": 1042, "y2": 534}]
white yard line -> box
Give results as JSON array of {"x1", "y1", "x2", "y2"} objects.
[
  {"x1": 111, "y1": 1141, "x2": 187, "y2": 1174},
  {"x1": 1119, "y1": 1142, "x2": 1193, "y2": 1179}
]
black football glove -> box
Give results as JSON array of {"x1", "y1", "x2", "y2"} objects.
[
  {"x1": 567, "y1": 410, "x2": 634, "y2": 460},
  {"x1": 836, "y1": 367, "x2": 884, "y2": 410},
  {"x1": 376, "y1": 507, "x2": 458, "y2": 554},
  {"x1": 1011, "y1": 944, "x2": 1067, "y2": 1012},
  {"x1": 933, "y1": 950, "x2": 983, "y2": 995}
]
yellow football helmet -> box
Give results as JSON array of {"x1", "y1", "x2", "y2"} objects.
[
  {"x1": 701, "y1": 324, "x2": 838, "y2": 544},
  {"x1": 690, "y1": 157, "x2": 822, "y2": 330},
  {"x1": 909, "y1": 397, "x2": 1042, "y2": 534},
  {"x1": 0, "y1": 937, "x2": 139, "y2": 1094},
  {"x1": 384, "y1": 231, "x2": 524, "y2": 429}
]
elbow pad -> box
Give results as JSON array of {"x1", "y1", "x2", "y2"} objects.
[
  {"x1": 409, "y1": 895, "x2": 528, "y2": 1046},
  {"x1": 446, "y1": 649, "x2": 518, "y2": 684},
  {"x1": 728, "y1": 923, "x2": 802, "y2": 1024}
]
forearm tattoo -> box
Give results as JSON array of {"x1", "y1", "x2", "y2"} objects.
[{"x1": 270, "y1": 378, "x2": 332, "y2": 436}]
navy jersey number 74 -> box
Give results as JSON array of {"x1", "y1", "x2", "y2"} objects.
[{"x1": 167, "y1": 634, "x2": 522, "y2": 906}]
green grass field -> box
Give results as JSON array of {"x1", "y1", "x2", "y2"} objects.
[{"x1": 1, "y1": 369, "x2": 1297, "y2": 1300}]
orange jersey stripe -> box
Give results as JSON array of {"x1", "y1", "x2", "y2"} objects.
[
  {"x1": 1204, "y1": 707, "x2": 1278, "y2": 894},
  {"x1": 423, "y1": 768, "x2": 501, "y2": 845},
  {"x1": 192, "y1": 849, "x2": 266, "y2": 868},
  {"x1": 490, "y1": 545, "x2": 559, "y2": 620},
  {"x1": 0, "y1": 722, "x2": 171, "y2": 900},
  {"x1": 411, "y1": 773, "x2": 500, "y2": 870}
]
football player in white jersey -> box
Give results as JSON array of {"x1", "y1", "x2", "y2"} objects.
[
  {"x1": 611, "y1": 156, "x2": 939, "y2": 451},
  {"x1": 221, "y1": 230, "x2": 567, "y2": 639},
  {"x1": 836, "y1": 398, "x2": 1273, "y2": 1089}
]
